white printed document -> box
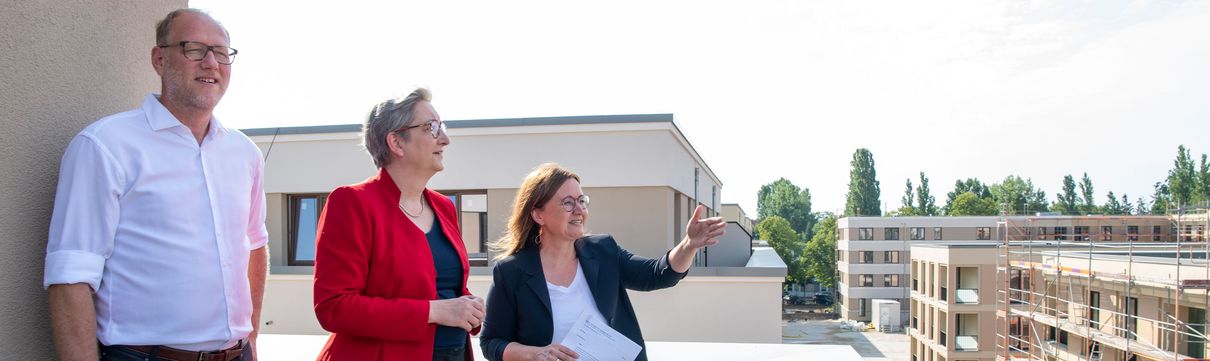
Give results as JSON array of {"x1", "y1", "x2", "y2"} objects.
[{"x1": 560, "y1": 312, "x2": 642, "y2": 361}]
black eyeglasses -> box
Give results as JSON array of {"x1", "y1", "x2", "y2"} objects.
[
  {"x1": 394, "y1": 119, "x2": 447, "y2": 139},
  {"x1": 158, "y1": 41, "x2": 238, "y2": 65},
  {"x1": 556, "y1": 195, "x2": 590, "y2": 212}
]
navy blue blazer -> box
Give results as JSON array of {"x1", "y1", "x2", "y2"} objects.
[{"x1": 480, "y1": 234, "x2": 688, "y2": 361}]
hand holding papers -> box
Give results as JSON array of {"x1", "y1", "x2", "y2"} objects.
[{"x1": 560, "y1": 312, "x2": 641, "y2": 361}]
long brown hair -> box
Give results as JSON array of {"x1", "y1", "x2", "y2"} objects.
[{"x1": 492, "y1": 163, "x2": 580, "y2": 260}]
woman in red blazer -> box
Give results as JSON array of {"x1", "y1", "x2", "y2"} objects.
[{"x1": 313, "y1": 88, "x2": 484, "y2": 361}]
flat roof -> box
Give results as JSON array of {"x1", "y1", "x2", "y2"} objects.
[
  {"x1": 239, "y1": 113, "x2": 675, "y2": 136},
  {"x1": 239, "y1": 113, "x2": 724, "y2": 188}
]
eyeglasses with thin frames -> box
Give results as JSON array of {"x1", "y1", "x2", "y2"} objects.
[
  {"x1": 556, "y1": 195, "x2": 590, "y2": 212},
  {"x1": 157, "y1": 41, "x2": 238, "y2": 65},
  {"x1": 394, "y1": 119, "x2": 447, "y2": 139}
]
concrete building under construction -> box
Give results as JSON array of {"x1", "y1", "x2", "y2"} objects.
[{"x1": 995, "y1": 208, "x2": 1210, "y2": 361}]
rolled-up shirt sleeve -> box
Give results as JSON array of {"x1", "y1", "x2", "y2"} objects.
[
  {"x1": 245, "y1": 154, "x2": 269, "y2": 249},
  {"x1": 44, "y1": 135, "x2": 125, "y2": 291}
]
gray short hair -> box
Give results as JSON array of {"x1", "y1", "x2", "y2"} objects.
[
  {"x1": 363, "y1": 88, "x2": 433, "y2": 168},
  {"x1": 155, "y1": 9, "x2": 229, "y2": 46}
]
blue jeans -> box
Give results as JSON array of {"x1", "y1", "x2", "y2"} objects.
[{"x1": 99, "y1": 343, "x2": 254, "y2": 361}]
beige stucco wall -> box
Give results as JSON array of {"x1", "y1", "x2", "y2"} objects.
[
  {"x1": 260, "y1": 274, "x2": 784, "y2": 343},
  {"x1": 0, "y1": 1, "x2": 187, "y2": 358}
]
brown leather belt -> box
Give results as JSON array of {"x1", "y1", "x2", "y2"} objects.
[{"x1": 113, "y1": 341, "x2": 244, "y2": 361}]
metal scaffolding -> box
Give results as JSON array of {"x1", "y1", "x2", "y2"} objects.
[{"x1": 995, "y1": 208, "x2": 1210, "y2": 361}]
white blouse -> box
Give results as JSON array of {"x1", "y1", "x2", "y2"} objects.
[{"x1": 546, "y1": 263, "x2": 608, "y2": 344}]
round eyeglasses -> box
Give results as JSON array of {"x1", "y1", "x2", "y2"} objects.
[
  {"x1": 157, "y1": 41, "x2": 238, "y2": 65},
  {"x1": 394, "y1": 119, "x2": 447, "y2": 139},
  {"x1": 557, "y1": 195, "x2": 590, "y2": 212}
]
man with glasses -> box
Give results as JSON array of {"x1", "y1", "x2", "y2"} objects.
[{"x1": 45, "y1": 8, "x2": 266, "y2": 361}]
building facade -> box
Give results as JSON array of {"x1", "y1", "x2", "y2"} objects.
[
  {"x1": 838, "y1": 216, "x2": 1176, "y2": 323},
  {"x1": 909, "y1": 243, "x2": 1000, "y2": 361}
]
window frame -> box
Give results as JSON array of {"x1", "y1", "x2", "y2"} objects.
[
  {"x1": 885, "y1": 251, "x2": 900, "y2": 264},
  {"x1": 976, "y1": 227, "x2": 991, "y2": 240},
  {"x1": 910, "y1": 227, "x2": 926, "y2": 240},
  {"x1": 885, "y1": 227, "x2": 901, "y2": 240},
  {"x1": 859, "y1": 227, "x2": 874, "y2": 240},
  {"x1": 438, "y1": 189, "x2": 490, "y2": 264},
  {"x1": 933, "y1": 227, "x2": 943, "y2": 240},
  {"x1": 287, "y1": 193, "x2": 328, "y2": 266}
]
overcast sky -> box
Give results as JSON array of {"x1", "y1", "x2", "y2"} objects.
[{"x1": 192, "y1": 0, "x2": 1210, "y2": 215}]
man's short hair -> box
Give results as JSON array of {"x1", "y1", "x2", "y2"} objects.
[
  {"x1": 362, "y1": 88, "x2": 434, "y2": 168},
  {"x1": 155, "y1": 8, "x2": 228, "y2": 46}
]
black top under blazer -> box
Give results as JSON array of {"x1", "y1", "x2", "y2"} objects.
[{"x1": 480, "y1": 234, "x2": 688, "y2": 361}]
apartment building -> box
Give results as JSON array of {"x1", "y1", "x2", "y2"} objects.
[
  {"x1": 838, "y1": 216, "x2": 1175, "y2": 323},
  {"x1": 838, "y1": 216, "x2": 1002, "y2": 322},
  {"x1": 909, "y1": 243, "x2": 1000, "y2": 361}
]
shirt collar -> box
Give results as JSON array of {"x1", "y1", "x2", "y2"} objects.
[{"x1": 142, "y1": 93, "x2": 226, "y2": 139}]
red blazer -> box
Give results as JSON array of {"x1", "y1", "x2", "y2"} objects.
[{"x1": 313, "y1": 169, "x2": 478, "y2": 360}]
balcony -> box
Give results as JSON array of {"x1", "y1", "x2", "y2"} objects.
[
  {"x1": 955, "y1": 288, "x2": 979, "y2": 304},
  {"x1": 955, "y1": 335, "x2": 978, "y2": 351}
]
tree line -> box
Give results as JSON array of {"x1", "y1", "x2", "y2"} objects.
[{"x1": 756, "y1": 145, "x2": 1210, "y2": 289}]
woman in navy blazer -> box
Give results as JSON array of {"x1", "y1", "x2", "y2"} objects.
[{"x1": 480, "y1": 163, "x2": 726, "y2": 361}]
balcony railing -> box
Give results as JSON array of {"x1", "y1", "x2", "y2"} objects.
[
  {"x1": 956, "y1": 288, "x2": 979, "y2": 304},
  {"x1": 955, "y1": 335, "x2": 978, "y2": 351}
]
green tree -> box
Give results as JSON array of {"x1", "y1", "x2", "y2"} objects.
[
  {"x1": 897, "y1": 178, "x2": 916, "y2": 216},
  {"x1": 1079, "y1": 173, "x2": 1097, "y2": 214},
  {"x1": 756, "y1": 178, "x2": 816, "y2": 238},
  {"x1": 1054, "y1": 174, "x2": 1079, "y2": 215},
  {"x1": 1135, "y1": 196, "x2": 1149, "y2": 215},
  {"x1": 1151, "y1": 182, "x2": 1171, "y2": 214},
  {"x1": 991, "y1": 175, "x2": 1049, "y2": 215},
  {"x1": 1103, "y1": 191, "x2": 1125, "y2": 215},
  {"x1": 943, "y1": 178, "x2": 991, "y2": 214},
  {"x1": 1169, "y1": 145, "x2": 1198, "y2": 206},
  {"x1": 948, "y1": 192, "x2": 999, "y2": 216},
  {"x1": 804, "y1": 213, "x2": 838, "y2": 288},
  {"x1": 915, "y1": 172, "x2": 939, "y2": 216},
  {"x1": 758, "y1": 216, "x2": 808, "y2": 284},
  {"x1": 1200, "y1": 154, "x2": 1210, "y2": 203},
  {"x1": 844, "y1": 148, "x2": 881, "y2": 216},
  {"x1": 1121, "y1": 194, "x2": 1134, "y2": 215}
]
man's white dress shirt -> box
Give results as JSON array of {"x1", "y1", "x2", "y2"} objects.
[{"x1": 44, "y1": 94, "x2": 269, "y2": 351}]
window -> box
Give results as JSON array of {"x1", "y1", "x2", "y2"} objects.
[
  {"x1": 837, "y1": 249, "x2": 844, "y2": 262},
  {"x1": 1101, "y1": 226, "x2": 1113, "y2": 241},
  {"x1": 861, "y1": 274, "x2": 874, "y2": 287},
  {"x1": 1154, "y1": 225, "x2": 1163, "y2": 241},
  {"x1": 861, "y1": 251, "x2": 873, "y2": 264},
  {"x1": 934, "y1": 227, "x2": 942, "y2": 240},
  {"x1": 440, "y1": 191, "x2": 489, "y2": 262},
  {"x1": 885, "y1": 274, "x2": 901, "y2": 287},
  {"x1": 885, "y1": 251, "x2": 900, "y2": 264},
  {"x1": 976, "y1": 227, "x2": 991, "y2": 240},
  {"x1": 1187, "y1": 308, "x2": 1205, "y2": 359},
  {"x1": 1059, "y1": 330, "x2": 1069, "y2": 347},
  {"x1": 859, "y1": 228, "x2": 874, "y2": 240},
  {"x1": 1125, "y1": 296, "x2": 1139, "y2": 340},
  {"x1": 1075, "y1": 226, "x2": 1090, "y2": 241},
  {"x1": 287, "y1": 194, "x2": 327, "y2": 266},
  {"x1": 1128, "y1": 226, "x2": 1139, "y2": 241},
  {"x1": 1088, "y1": 291, "x2": 1101, "y2": 329},
  {"x1": 911, "y1": 227, "x2": 926, "y2": 240},
  {"x1": 859, "y1": 298, "x2": 868, "y2": 317},
  {"x1": 1037, "y1": 227, "x2": 1049, "y2": 240},
  {"x1": 885, "y1": 228, "x2": 900, "y2": 240},
  {"x1": 1055, "y1": 226, "x2": 1069, "y2": 240}
]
